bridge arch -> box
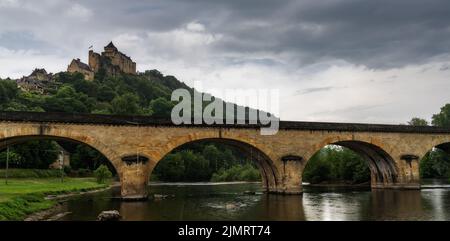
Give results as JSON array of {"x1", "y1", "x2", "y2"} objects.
[
  {"x1": 150, "y1": 137, "x2": 282, "y2": 193},
  {"x1": 416, "y1": 139, "x2": 450, "y2": 180},
  {"x1": 422, "y1": 138, "x2": 450, "y2": 156},
  {"x1": 0, "y1": 133, "x2": 123, "y2": 178},
  {"x1": 304, "y1": 138, "x2": 399, "y2": 188}
]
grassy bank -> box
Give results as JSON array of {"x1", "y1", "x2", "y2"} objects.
[{"x1": 0, "y1": 178, "x2": 108, "y2": 220}]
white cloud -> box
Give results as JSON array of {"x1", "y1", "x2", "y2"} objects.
[
  {"x1": 65, "y1": 3, "x2": 92, "y2": 19},
  {"x1": 0, "y1": 47, "x2": 67, "y2": 79},
  {"x1": 186, "y1": 21, "x2": 206, "y2": 32},
  {"x1": 147, "y1": 26, "x2": 221, "y2": 50}
]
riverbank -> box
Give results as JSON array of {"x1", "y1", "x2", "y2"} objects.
[{"x1": 0, "y1": 178, "x2": 111, "y2": 221}]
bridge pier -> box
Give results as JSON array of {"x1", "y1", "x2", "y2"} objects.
[
  {"x1": 277, "y1": 156, "x2": 303, "y2": 195},
  {"x1": 369, "y1": 155, "x2": 421, "y2": 190},
  {"x1": 120, "y1": 163, "x2": 149, "y2": 200}
]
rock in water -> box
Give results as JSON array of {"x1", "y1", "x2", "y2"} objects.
[
  {"x1": 97, "y1": 210, "x2": 121, "y2": 221},
  {"x1": 153, "y1": 194, "x2": 168, "y2": 200}
]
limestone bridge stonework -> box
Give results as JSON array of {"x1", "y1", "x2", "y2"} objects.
[{"x1": 2, "y1": 111, "x2": 450, "y2": 200}]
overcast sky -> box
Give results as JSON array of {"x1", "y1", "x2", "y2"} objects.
[{"x1": 1, "y1": 0, "x2": 450, "y2": 124}]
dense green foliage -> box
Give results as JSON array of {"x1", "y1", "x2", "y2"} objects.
[
  {"x1": 66, "y1": 143, "x2": 113, "y2": 172},
  {"x1": 211, "y1": 164, "x2": 261, "y2": 182},
  {"x1": 420, "y1": 149, "x2": 450, "y2": 178},
  {"x1": 152, "y1": 143, "x2": 260, "y2": 182},
  {"x1": 94, "y1": 165, "x2": 112, "y2": 184},
  {"x1": 303, "y1": 145, "x2": 370, "y2": 184},
  {"x1": 0, "y1": 70, "x2": 185, "y2": 115},
  {"x1": 432, "y1": 104, "x2": 450, "y2": 128},
  {"x1": 408, "y1": 117, "x2": 429, "y2": 126},
  {"x1": 0, "y1": 141, "x2": 59, "y2": 169}
]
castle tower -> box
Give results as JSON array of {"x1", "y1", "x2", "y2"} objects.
[
  {"x1": 84, "y1": 41, "x2": 136, "y2": 76},
  {"x1": 103, "y1": 41, "x2": 118, "y2": 57},
  {"x1": 88, "y1": 50, "x2": 101, "y2": 73}
]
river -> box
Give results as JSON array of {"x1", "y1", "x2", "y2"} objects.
[{"x1": 58, "y1": 179, "x2": 450, "y2": 221}]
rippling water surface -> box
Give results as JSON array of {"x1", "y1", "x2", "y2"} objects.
[{"x1": 60, "y1": 179, "x2": 450, "y2": 221}]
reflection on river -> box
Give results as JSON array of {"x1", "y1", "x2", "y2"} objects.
[{"x1": 60, "y1": 179, "x2": 450, "y2": 221}]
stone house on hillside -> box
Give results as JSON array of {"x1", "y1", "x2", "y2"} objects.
[{"x1": 67, "y1": 58, "x2": 95, "y2": 81}]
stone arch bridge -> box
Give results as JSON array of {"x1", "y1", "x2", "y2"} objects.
[{"x1": 1, "y1": 111, "x2": 450, "y2": 200}]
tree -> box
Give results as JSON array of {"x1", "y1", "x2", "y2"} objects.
[
  {"x1": 153, "y1": 153, "x2": 185, "y2": 181},
  {"x1": 97, "y1": 85, "x2": 116, "y2": 102},
  {"x1": 202, "y1": 145, "x2": 220, "y2": 171},
  {"x1": 0, "y1": 141, "x2": 59, "y2": 169},
  {"x1": 0, "y1": 80, "x2": 19, "y2": 103},
  {"x1": 182, "y1": 150, "x2": 210, "y2": 181},
  {"x1": 408, "y1": 117, "x2": 429, "y2": 126},
  {"x1": 302, "y1": 145, "x2": 370, "y2": 184},
  {"x1": 0, "y1": 150, "x2": 22, "y2": 167},
  {"x1": 432, "y1": 104, "x2": 450, "y2": 128},
  {"x1": 94, "y1": 165, "x2": 112, "y2": 183},
  {"x1": 110, "y1": 93, "x2": 141, "y2": 115},
  {"x1": 70, "y1": 144, "x2": 110, "y2": 170},
  {"x1": 43, "y1": 85, "x2": 92, "y2": 113},
  {"x1": 149, "y1": 97, "x2": 173, "y2": 118},
  {"x1": 420, "y1": 148, "x2": 450, "y2": 178}
]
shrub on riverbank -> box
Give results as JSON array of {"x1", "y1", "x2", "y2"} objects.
[
  {"x1": 94, "y1": 165, "x2": 112, "y2": 184},
  {"x1": 211, "y1": 164, "x2": 260, "y2": 182},
  {"x1": 0, "y1": 169, "x2": 63, "y2": 178}
]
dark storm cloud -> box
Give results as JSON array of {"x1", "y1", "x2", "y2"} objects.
[
  {"x1": 3, "y1": 0, "x2": 449, "y2": 69},
  {"x1": 0, "y1": 31, "x2": 52, "y2": 51},
  {"x1": 77, "y1": 0, "x2": 450, "y2": 69}
]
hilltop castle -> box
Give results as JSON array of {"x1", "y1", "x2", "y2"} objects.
[{"x1": 67, "y1": 42, "x2": 136, "y2": 80}]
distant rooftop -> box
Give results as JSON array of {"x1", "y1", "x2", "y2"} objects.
[
  {"x1": 105, "y1": 41, "x2": 117, "y2": 49},
  {"x1": 72, "y1": 59, "x2": 92, "y2": 71}
]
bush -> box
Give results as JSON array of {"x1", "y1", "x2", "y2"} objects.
[
  {"x1": 63, "y1": 166, "x2": 72, "y2": 174},
  {"x1": 0, "y1": 169, "x2": 62, "y2": 178},
  {"x1": 211, "y1": 164, "x2": 260, "y2": 182},
  {"x1": 94, "y1": 165, "x2": 112, "y2": 184},
  {"x1": 77, "y1": 168, "x2": 92, "y2": 177}
]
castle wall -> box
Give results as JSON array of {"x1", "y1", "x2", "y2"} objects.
[
  {"x1": 67, "y1": 60, "x2": 94, "y2": 81},
  {"x1": 98, "y1": 48, "x2": 136, "y2": 74}
]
